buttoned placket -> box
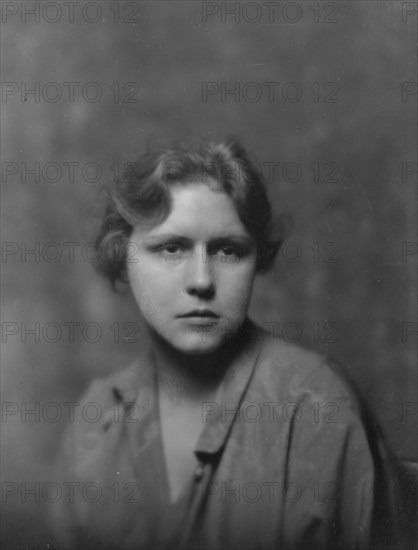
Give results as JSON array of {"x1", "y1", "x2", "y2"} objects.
[
  {"x1": 112, "y1": 323, "x2": 263, "y2": 548},
  {"x1": 177, "y1": 457, "x2": 214, "y2": 550},
  {"x1": 177, "y1": 329, "x2": 263, "y2": 549}
]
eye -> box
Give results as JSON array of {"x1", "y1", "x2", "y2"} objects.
[
  {"x1": 214, "y1": 244, "x2": 245, "y2": 263},
  {"x1": 163, "y1": 244, "x2": 181, "y2": 254},
  {"x1": 220, "y1": 246, "x2": 240, "y2": 257},
  {"x1": 157, "y1": 243, "x2": 185, "y2": 260}
]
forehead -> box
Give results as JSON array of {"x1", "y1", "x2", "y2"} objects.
[{"x1": 136, "y1": 183, "x2": 249, "y2": 239}]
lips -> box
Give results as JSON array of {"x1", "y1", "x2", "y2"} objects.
[{"x1": 177, "y1": 309, "x2": 219, "y2": 318}]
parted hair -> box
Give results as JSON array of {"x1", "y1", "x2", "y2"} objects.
[{"x1": 94, "y1": 137, "x2": 285, "y2": 288}]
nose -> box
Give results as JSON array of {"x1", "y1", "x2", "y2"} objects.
[{"x1": 184, "y1": 246, "x2": 215, "y2": 298}]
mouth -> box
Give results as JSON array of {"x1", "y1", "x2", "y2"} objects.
[{"x1": 177, "y1": 309, "x2": 219, "y2": 319}]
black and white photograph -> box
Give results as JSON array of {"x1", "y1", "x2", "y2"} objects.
[{"x1": 1, "y1": 1, "x2": 417, "y2": 549}]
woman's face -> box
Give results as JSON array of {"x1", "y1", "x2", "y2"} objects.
[{"x1": 127, "y1": 183, "x2": 257, "y2": 354}]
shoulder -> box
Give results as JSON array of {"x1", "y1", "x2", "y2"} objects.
[
  {"x1": 55, "y1": 351, "x2": 154, "y2": 474},
  {"x1": 79, "y1": 348, "x2": 152, "y2": 407},
  {"x1": 66, "y1": 349, "x2": 153, "y2": 441},
  {"x1": 250, "y1": 321, "x2": 361, "y2": 411}
]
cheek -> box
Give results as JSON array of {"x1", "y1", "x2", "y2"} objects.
[
  {"x1": 221, "y1": 265, "x2": 256, "y2": 311},
  {"x1": 128, "y1": 264, "x2": 162, "y2": 316}
]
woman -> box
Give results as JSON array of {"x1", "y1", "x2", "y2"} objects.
[{"x1": 51, "y1": 138, "x2": 401, "y2": 549}]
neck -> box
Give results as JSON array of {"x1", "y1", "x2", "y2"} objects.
[{"x1": 149, "y1": 320, "x2": 251, "y2": 405}]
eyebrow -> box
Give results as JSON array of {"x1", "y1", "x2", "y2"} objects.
[{"x1": 144, "y1": 233, "x2": 254, "y2": 245}]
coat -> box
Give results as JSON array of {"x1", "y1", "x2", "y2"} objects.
[{"x1": 49, "y1": 320, "x2": 401, "y2": 550}]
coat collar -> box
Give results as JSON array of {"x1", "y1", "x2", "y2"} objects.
[
  {"x1": 194, "y1": 321, "x2": 263, "y2": 457},
  {"x1": 110, "y1": 320, "x2": 263, "y2": 459}
]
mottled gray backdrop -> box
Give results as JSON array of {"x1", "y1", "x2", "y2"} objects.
[{"x1": 1, "y1": 1, "x2": 417, "y2": 548}]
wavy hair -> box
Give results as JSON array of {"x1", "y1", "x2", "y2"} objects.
[{"x1": 94, "y1": 137, "x2": 286, "y2": 288}]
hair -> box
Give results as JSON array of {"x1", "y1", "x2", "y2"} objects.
[{"x1": 94, "y1": 137, "x2": 286, "y2": 288}]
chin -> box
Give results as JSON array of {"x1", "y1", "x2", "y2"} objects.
[{"x1": 168, "y1": 333, "x2": 224, "y2": 355}]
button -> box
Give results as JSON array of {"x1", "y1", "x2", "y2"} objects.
[{"x1": 195, "y1": 462, "x2": 205, "y2": 480}]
